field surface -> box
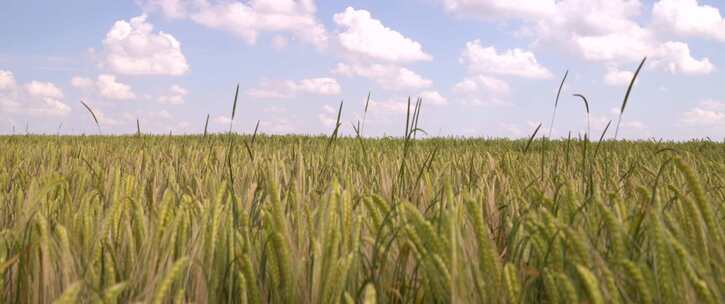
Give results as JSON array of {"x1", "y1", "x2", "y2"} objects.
[{"x1": 1, "y1": 135, "x2": 723, "y2": 303}]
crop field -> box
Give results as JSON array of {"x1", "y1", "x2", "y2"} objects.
[{"x1": 0, "y1": 133, "x2": 723, "y2": 303}]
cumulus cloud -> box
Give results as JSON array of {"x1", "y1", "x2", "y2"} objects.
[
  {"x1": 213, "y1": 115, "x2": 232, "y2": 125},
  {"x1": 0, "y1": 70, "x2": 16, "y2": 90},
  {"x1": 97, "y1": 75, "x2": 136, "y2": 100},
  {"x1": 158, "y1": 84, "x2": 188, "y2": 104},
  {"x1": 556, "y1": 1, "x2": 712, "y2": 75},
  {"x1": 25, "y1": 81, "x2": 64, "y2": 99},
  {"x1": 418, "y1": 90, "x2": 448, "y2": 105},
  {"x1": 446, "y1": 0, "x2": 714, "y2": 76},
  {"x1": 0, "y1": 70, "x2": 70, "y2": 116},
  {"x1": 247, "y1": 77, "x2": 341, "y2": 99},
  {"x1": 452, "y1": 75, "x2": 510, "y2": 95},
  {"x1": 367, "y1": 99, "x2": 409, "y2": 114},
  {"x1": 71, "y1": 76, "x2": 94, "y2": 89},
  {"x1": 144, "y1": 0, "x2": 328, "y2": 48},
  {"x1": 454, "y1": 41, "x2": 530, "y2": 107},
  {"x1": 603, "y1": 67, "x2": 634, "y2": 86},
  {"x1": 103, "y1": 15, "x2": 189, "y2": 75},
  {"x1": 460, "y1": 40, "x2": 552, "y2": 79},
  {"x1": 681, "y1": 100, "x2": 725, "y2": 126},
  {"x1": 72, "y1": 74, "x2": 137, "y2": 100},
  {"x1": 333, "y1": 7, "x2": 432, "y2": 63},
  {"x1": 573, "y1": 28, "x2": 653, "y2": 62},
  {"x1": 333, "y1": 63, "x2": 432, "y2": 90},
  {"x1": 318, "y1": 104, "x2": 339, "y2": 127},
  {"x1": 654, "y1": 41, "x2": 714, "y2": 75},
  {"x1": 652, "y1": 0, "x2": 725, "y2": 41}
]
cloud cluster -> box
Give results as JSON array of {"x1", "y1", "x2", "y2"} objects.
[
  {"x1": 332, "y1": 63, "x2": 432, "y2": 91},
  {"x1": 460, "y1": 40, "x2": 552, "y2": 79},
  {"x1": 72, "y1": 74, "x2": 137, "y2": 100},
  {"x1": 158, "y1": 85, "x2": 188, "y2": 104},
  {"x1": 453, "y1": 40, "x2": 550, "y2": 106},
  {"x1": 103, "y1": 15, "x2": 189, "y2": 76},
  {"x1": 652, "y1": 0, "x2": 725, "y2": 41},
  {"x1": 333, "y1": 7, "x2": 432, "y2": 63},
  {"x1": 443, "y1": 0, "x2": 715, "y2": 76},
  {"x1": 331, "y1": 7, "x2": 437, "y2": 97},
  {"x1": 603, "y1": 67, "x2": 634, "y2": 86},
  {"x1": 681, "y1": 99, "x2": 725, "y2": 126},
  {"x1": 247, "y1": 77, "x2": 341, "y2": 99},
  {"x1": 143, "y1": 0, "x2": 328, "y2": 48},
  {"x1": 0, "y1": 70, "x2": 71, "y2": 116},
  {"x1": 143, "y1": 3, "x2": 446, "y2": 116}
]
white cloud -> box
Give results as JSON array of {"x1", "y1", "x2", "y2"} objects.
[
  {"x1": 368, "y1": 99, "x2": 409, "y2": 114},
  {"x1": 318, "y1": 104, "x2": 339, "y2": 127},
  {"x1": 25, "y1": 81, "x2": 64, "y2": 99},
  {"x1": 535, "y1": 0, "x2": 644, "y2": 39},
  {"x1": 31, "y1": 98, "x2": 71, "y2": 116},
  {"x1": 333, "y1": 63, "x2": 432, "y2": 90},
  {"x1": 186, "y1": 0, "x2": 328, "y2": 48},
  {"x1": 575, "y1": 33, "x2": 713, "y2": 75},
  {"x1": 573, "y1": 28, "x2": 653, "y2": 62},
  {"x1": 158, "y1": 84, "x2": 188, "y2": 104},
  {"x1": 71, "y1": 76, "x2": 94, "y2": 89},
  {"x1": 456, "y1": 0, "x2": 716, "y2": 76},
  {"x1": 152, "y1": 109, "x2": 173, "y2": 120},
  {"x1": 654, "y1": 41, "x2": 714, "y2": 75},
  {"x1": 418, "y1": 90, "x2": 448, "y2": 105},
  {"x1": 652, "y1": 0, "x2": 725, "y2": 41},
  {"x1": 700, "y1": 99, "x2": 725, "y2": 111},
  {"x1": 452, "y1": 75, "x2": 510, "y2": 95},
  {"x1": 452, "y1": 78, "x2": 478, "y2": 94},
  {"x1": 442, "y1": 0, "x2": 556, "y2": 20},
  {"x1": 459, "y1": 96, "x2": 510, "y2": 107},
  {"x1": 93, "y1": 109, "x2": 123, "y2": 126},
  {"x1": 247, "y1": 77, "x2": 341, "y2": 99},
  {"x1": 296, "y1": 78, "x2": 342, "y2": 95},
  {"x1": 333, "y1": 7, "x2": 432, "y2": 63},
  {"x1": 213, "y1": 115, "x2": 232, "y2": 124},
  {"x1": 103, "y1": 15, "x2": 189, "y2": 75},
  {"x1": 604, "y1": 67, "x2": 634, "y2": 86},
  {"x1": 0, "y1": 72, "x2": 70, "y2": 116},
  {"x1": 0, "y1": 70, "x2": 16, "y2": 90},
  {"x1": 460, "y1": 40, "x2": 552, "y2": 79},
  {"x1": 681, "y1": 100, "x2": 725, "y2": 126},
  {"x1": 96, "y1": 74, "x2": 136, "y2": 100}
]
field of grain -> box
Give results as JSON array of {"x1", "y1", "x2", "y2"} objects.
[{"x1": 0, "y1": 134, "x2": 723, "y2": 303}]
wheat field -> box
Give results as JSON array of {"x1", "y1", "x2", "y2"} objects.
[{"x1": 0, "y1": 133, "x2": 722, "y2": 303}]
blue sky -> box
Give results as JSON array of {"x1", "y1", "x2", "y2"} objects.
[{"x1": 1, "y1": 0, "x2": 724, "y2": 139}]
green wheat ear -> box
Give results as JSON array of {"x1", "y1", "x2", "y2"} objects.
[
  {"x1": 203, "y1": 113, "x2": 210, "y2": 137},
  {"x1": 572, "y1": 94, "x2": 590, "y2": 137},
  {"x1": 524, "y1": 122, "x2": 542, "y2": 153},
  {"x1": 614, "y1": 56, "x2": 647, "y2": 139},
  {"x1": 136, "y1": 118, "x2": 141, "y2": 137},
  {"x1": 80, "y1": 100, "x2": 101, "y2": 134},
  {"x1": 52, "y1": 282, "x2": 83, "y2": 304},
  {"x1": 548, "y1": 70, "x2": 569, "y2": 138}
]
